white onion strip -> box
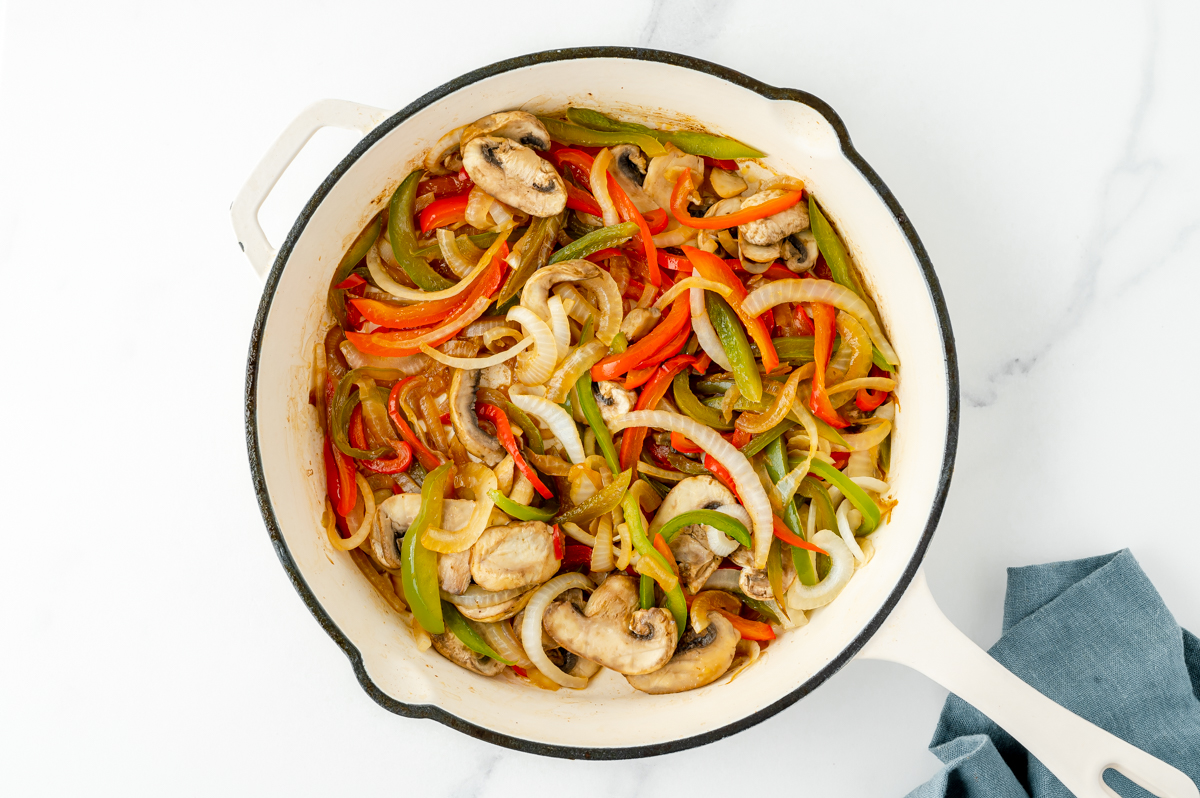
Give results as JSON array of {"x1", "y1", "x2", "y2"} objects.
[
  {"x1": 334, "y1": 473, "x2": 377, "y2": 550},
  {"x1": 422, "y1": 464, "x2": 497, "y2": 553},
  {"x1": 482, "y1": 620, "x2": 532, "y2": 668},
  {"x1": 522, "y1": 573, "x2": 594, "y2": 688},
  {"x1": 506, "y1": 306, "x2": 557, "y2": 386},
  {"x1": 548, "y1": 295, "x2": 570, "y2": 362},
  {"x1": 419, "y1": 338, "x2": 532, "y2": 368},
  {"x1": 785, "y1": 530, "x2": 855, "y2": 610},
  {"x1": 826, "y1": 376, "x2": 897, "y2": 396},
  {"x1": 691, "y1": 288, "x2": 733, "y2": 370},
  {"x1": 590, "y1": 149, "x2": 620, "y2": 227},
  {"x1": 850, "y1": 476, "x2": 890, "y2": 493},
  {"x1": 653, "y1": 277, "x2": 730, "y2": 312},
  {"x1": 366, "y1": 234, "x2": 501, "y2": 304},
  {"x1": 742, "y1": 278, "x2": 898, "y2": 365},
  {"x1": 578, "y1": 273, "x2": 624, "y2": 345},
  {"x1": 441, "y1": 585, "x2": 528, "y2": 608},
  {"x1": 436, "y1": 229, "x2": 476, "y2": 278},
  {"x1": 609, "y1": 410, "x2": 774, "y2": 568},
  {"x1": 838, "y1": 418, "x2": 893, "y2": 452},
  {"x1": 835, "y1": 498, "x2": 866, "y2": 562},
  {"x1": 510, "y1": 394, "x2": 586, "y2": 464}
]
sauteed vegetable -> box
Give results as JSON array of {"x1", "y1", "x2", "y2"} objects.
[{"x1": 312, "y1": 108, "x2": 898, "y2": 693}]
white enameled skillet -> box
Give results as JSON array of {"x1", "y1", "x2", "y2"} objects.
[{"x1": 232, "y1": 48, "x2": 1194, "y2": 796}]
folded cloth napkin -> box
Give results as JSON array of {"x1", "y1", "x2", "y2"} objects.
[{"x1": 908, "y1": 550, "x2": 1200, "y2": 798}]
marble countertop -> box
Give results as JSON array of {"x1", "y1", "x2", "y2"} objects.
[{"x1": 2, "y1": 0, "x2": 1198, "y2": 794}]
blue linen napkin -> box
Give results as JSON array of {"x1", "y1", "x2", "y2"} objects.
[{"x1": 908, "y1": 550, "x2": 1200, "y2": 798}]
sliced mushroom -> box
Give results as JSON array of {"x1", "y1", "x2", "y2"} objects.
[
  {"x1": 448, "y1": 368, "x2": 505, "y2": 466},
  {"x1": 648, "y1": 476, "x2": 737, "y2": 536},
  {"x1": 610, "y1": 144, "x2": 658, "y2": 214},
  {"x1": 462, "y1": 136, "x2": 566, "y2": 218},
  {"x1": 784, "y1": 230, "x2": 818, "y2": 272},
  {"x1": 479, "y1": 362, "x2": 513, "y2": 392},
  {"x1": 424, "y1": 127, "x2": 463, "y2": 175},
  {"x1": 739, "y1": 567, "x2": 774, "y2": 601},
  {"x1": 644, "y1": 144, "x2": 704, "y2": 216},
  {"x1": 519, "y1": 259, "x2": 599, "y2": 320},
  {"x1": 375, "y1": 494, "x2": 476, "y2": 572},
  {"x1": 738, "y1": 190, "x2": 810, "y2": 246},
  {"x1": 618, "y1": 307, "x2": 660, "y2": 342},
  {"x1": 740, "y1": 240, "x2": 782, "y2": 263},
  {"x1": 669, "y1": 525, "x2": 723, "y2": 594},
  {"x1": 456, "y1": 588, "x2": 534, "y2": 622},
  {"x1": 709, "y1": 168, "x2": 748, "y2": 199},
  {"x1": 542, "y1": 574, "x2": 677, "y2": 675},
  {"x1": 594, "y1": 380, "x2": 636, "y2": 428},
  {"x1": 648, "y1": 476, "x2": 749, "y2": 591},
  {"x1": 430, "y1": 630, "x2": 505, "y2": 677},
  {"x1": 626, "y1": 613, "x2": 739, "y2": 694},
  {"x1": 460, "y1": 111, "x2": 550, "y2": 151},
  {"x1": 470, "y1": 521, "x2": 561, "y2": 591}
]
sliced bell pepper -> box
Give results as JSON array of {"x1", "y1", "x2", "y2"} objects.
[
  {"x1": 706, "y1": 292, "x2": 763, "y2": 405},
  {"x1": 808, "y1": 458, "x2": 881, "y2": 534},
  {"x1": 622, "y1": 492, "x2": 687, "y2": 634},
  {"x1": 388, "y1": 169, "x2": 454, "y2": 291},
  {"x1": 772, "y1": 514, "x2": 828, "y2": 555},
  {"x1": 592, "y1": 294, "x2": 689, "y2": 381},
  {"x1": 618, "y1": 354, "x2": 696, "y2": 470},
  {"x1": 488, "y1": 489, "x2": 557, "y2": 522},
  {"x1": 547, "y1": 146, "x2": 596, "y2": 184},
  {"x1": 327, "y1": 214, "x2": 383, "y2": 326},
  {"x1": 388, "y1": 378, "x2": 445, "y2": 471},
  {"x1": 623, "y1": 365, "x2": 656, "y2": 390},
  {"x1": 555, "y1": 469, "x2": 632, "y2": 525},
  {"x1": 683, "y1": 246, "x2": 778, "y2": 373},
  {"x1": 350, "y1": 290, "x2": 477, "y2": 330},
  {"x1": 670, "y1": 432, "x2": 702, "y2": 454},
  {"x1": 323, "y1": 434, "x2": 357, "y2": 518},
  {"x1": 565, "y1": 108, "x2": 763, "y2": 159},
  {"x1": 565, "y1": 182, "x2": 603, "y2": 216},
  {"x1": 633, "y1": 320, "x2": 690, "y2": 370},
  {"x1": 540, "y1": 116, "x2": 667, "y2": 157},
  {"x1": 416, "y1": 173, "x2": 471, "y2": 198},
  {"x1": 657, "y1": 509, "x2": 751, "y2": 548},
  {"x1": 477, "y1": 403, "x2": 553, "y2": 500},
  {"x1": 703, "y1": 453, "x2": 740, "y2": 498},
  {"x1": 652, "y1": 533, "x2": 679, "y2": 576},
  {"x1": 703, "y1": 156, "x2": 739, "y2": 171},
  {"x1": 549, "y1": 221, "x2": 639, "y2": 265},
  {"x1": 671, "y1": 170, "x2": 802, "y2": 229},
  {"x1": 657, "y1": 249, "x2": 694, "y2": 274},
  {"x1": 606, "y1": 173, "x2": 658, "y2": 286},
  {"x1": 442, "y1": 602, "x2": 512, "y2": 664},
  {"x1": 671, "y1": 371, "x2": 733, "y2": 431},
  {"x1": 575, "y1": 371, "x2": 620, "y2": 475},
  {"x1": 857, "y1": 386, "x2": 888, "y2": 412},
  {"x1": 731, "y1": 428, "x2": 753, "y2": 449},
  {"x1": 561, "y1": 542, "x2": 593, "y2": 569},
  {"x1": 333, "y1": 273, "x2": 366, "y2": 291},
  {"x1": 552, "y1": 523, "x2": 565, "y2": 560},
  {"x1": 418, "y1": 193, "x2": 470, "y2": 234},
  {"x1": 809, "y1": 302, "x2": 849, "y2": 428},
  {"x1": 401, "y1": 462, "x2": 452, "y2": 634},
  {"x1": 348, "y1": 402, "x2": 413, "y2": 473},
  {"x1": 763, "y1": 437, "x2": 818, "y2": 587},
  {"x1": 644, "y1": 207, "x2": 669, "y2": 235},
  {"x1": 808, "y1": 194, "x2": 866, "y2": 299},
  {"x1": 714, "y1": 609, "x2": 776, "y2": 641}
]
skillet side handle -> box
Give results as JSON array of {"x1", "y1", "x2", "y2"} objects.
[
  {"x1": 231, "y1": 99, "x2": 391, "y2": 279},
  {"x1": 858, "y1": 569, "x2": 1197, "y2": 798}
]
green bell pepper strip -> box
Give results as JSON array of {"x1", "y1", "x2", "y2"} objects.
[
  {"x1": 488, "y1": 490, "x2": 557, "y2": 522},
  {"x1": 441, "y1": 602, "x2": 513, "y2": 664},
  {"x1": 639, "y1": 576, "x2": 656, "y2": 610},
  {"x1": 663, "y1": 450, "x2": 710, "y2": 475},
  {"x1": 872, "y1": 346, "x2": 897, "y2": 373},
  {"x1": 707, "y1": 292, "x2": 763, "y2": 403},
  {"x1": 622, "y1": 492, "x2": 686, "y2": 635},
  {"x1": 388, "y1": 170, "x2": 455, "y2": 292},
  {"x1": 672, "y1": 371, "x2": 733, "y2": 430},
  {"x1": 740, "y1": 419, "x2": 798, "y2": 458},
  {"x1": 548, "y1": 221, "x2": 639, "y2": 265},
  {"x1": 328, "y1": 214, "x2": 383, "y2": 325},
  {"x1": 796, "y1": 475, "x2": 836, "y2": 579},
  {"x1": 555, "y1": 469, "x2": 632, "y2": 525},
  {"x1": 497, "y1": 214, "x2": 561, "y2": 305},
  {"x1": 657, "y1": 510, "x2": 751, "y2": 549},
  {"x1": 609, "y1": 332, "x2": 628, "y2": 355},
  {"x1": 401, "y1": 463, "x2": 452, "y2": 634},
  {"x1": 811, "y1": 415, "x2": 850, "y2": 449},
  {"x1": 565, "y1": 108, "x2": 765, "y2": 160},
  {"x1": 575, "y1": 372, "x2": 620, "y2": 474},
  {"x1": 808, "y1": 195, "x2": 865, "y2": 300},
  {"x1": 767, "y1": 537, "x2": 787, "y2": 610},
  {"x1": 701, "y1": 393, "x2": 771, "y2": 414},
  {"x1": 741, "y1": 595, "x2": 782, "y2": 624},
  {"x1": 539, "y1": 116, "x2": 667, "y2": 157},
  {"x1": 330, "y1": 367, "x2": 402, "y2": 459},
  {"x1": 645, "y1": 477, "x2": 670, "y2": 499},
  {"x1": 412, "y1": 231, "x2": 499, "y2": 260},
  {"x1": 764, "y1": 438, "x2": 819, "y2": 587},
  {"x1": 579, "y1": 315, "x2": 595, "y2": 346},
  {"x1": 501, "y1": 401, "x2": 544, "y2": 455},
  {"x1": 879, "y1": 435, "x2": 892, "y2": 474},
  {"x1": 808, "y1": 458, "x2": 881, "y2": 534}
]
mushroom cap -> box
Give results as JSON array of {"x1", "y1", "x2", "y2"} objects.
[
  {"x1": 374, "y1": 495, "x2": 476, "y2": 571},
  {"x1": 617, "y1": 307, "x2": 661, "y2": 343},
  {"x1": 462, "y1": 136, "x2": 567, "y2": 218},
  {"x1": 611, "y1": 144, "x2": 648, "y2": 186},
  {"x1": 784, "y1": 230, "x2": 818, "y2": 272},
  {"x1": 738, "y1": 190, "x2": 810, "y2": 246},
  {"x1": 669, "y1": 525, "x2": 721, "y2": 594},
  {"x1": 594, "y1": 380, "x2": 637, "y2": 428},
  {"x1": 648, "y1": 476, "x2": 737, "y2": 536},
  {"x1": 470, "y1": 521, "x2": 561, "y2": 592},
  {"x1": 437, "y1": 549, "x2": 472, "y2": 595},
  {"x1": 460, "y1": 111, "x2": 551, "y2": 152},
  {"x1": 448, "y1": 368, "x2": 505, "y2": 466},
  {"x1": 739, "y1": 566, "x2": 774, "y2": 601},
  {"x1": 626, "y1": 613, "x2": 739, "y2": 694},
  {"x1": 542, "y1": 575, "x2": 678, "y2": 675},
  {"x1": 430, "y1": 631, "x2": 505, "y2": 677}
]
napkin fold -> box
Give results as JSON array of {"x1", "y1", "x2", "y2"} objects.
[{"x1": 908, "y1": 550, "x2": 1200, "y2": 798}]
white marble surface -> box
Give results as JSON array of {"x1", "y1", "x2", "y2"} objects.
[{"x1": 2, "y1": 0, "x2": 1198, "y2": 794}]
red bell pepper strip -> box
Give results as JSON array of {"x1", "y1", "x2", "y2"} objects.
[
  {"x1": 333, "y1": 273, "x2": 367, "y2": 291},
  {"x1": 350, "y1": 290, "x2": 480, "y2": 330},
  {"x1": 671, "y1": 170, "x2": 803, "y2": 229},
  {"x1": 608, "y1": 174, "x2": 659, "y2": 286},
  {"x1": 671, "y1": 432, "x2": 703, "y2": 454},
  {"x1": 619, "y1": 354, "x2": 697, "y2": 470},
  {"x1": 632, "y1": 321, "x2": 690, "y2": 370},
  {"x1": 683, "y1": 246, "x2": 779, "y2": 372},
  {"x1": 561, "y1": 543, "x2": 593, "y2": 569},
  {"x1": 477, "y1": 403, "x2": 554, "y2": 500},
  {"x1": 564, "y1": 181, "x2": 603, "y2": 216},
  {"x1": 417, "y1": 173, "x2": 472, "y2": 198},
  {"x1": 552, "y1": 524, "x2": 565, "y2": 560},
  {"x1": 387, "y1": 378, "x2": 445, "y2": 471},
  {"x1": 548, "y1": 148, "x2": 595, "y2": 185},
  {"x1": 345, "y1": 254, "x2": 504, "y2": 357},
  {"x1": 715, "y1": 609, "x2": 776, "y2": 641},
  {"x1": 657, "y1": 249, "x2": 694, "y2": 274},
  {"x1": 323, "y1": 434, "x2": 357, "y2": 518},
  {"x1": 809, "y1": 302, "x2": 849, "y2": 428},
  {"x1": 592, "y1": 294, "x2": 690, "y2": 381},
  {"x1": 353, "y1": 400, "x2": 413, "y2": 474},
  {"x1": 703, "y1": 453, "x2": 741, "y2": 500},
  {"x1": 731, "y1": 428, "x2": 753, "y2": 449},
  {"x1": 623, "y1": 365, "x2": 657, "y2": 390},
  {"x1": 643, "y1": 207, "x2": 669, "y2": 234},
  {"x1": 692, "y1": 353, "x2": 711, "y2": 374},
  {"x1": 585, "y1": 247, "x2": 623, "y2": 263},
  {"x1": 772, "y1": 514, "x2": 828, "y2": 555},
  {"x1": 703, "y1": 156, "x2": 740, "y2": 171},
  {"x1": 652, "y1": 533, "x2": 679, "y2": 576},
  {"x1": 418, "y1": 193, "x2": 470, "y2": 234},
  {"x1": 856, "y1": 387, "x2": 888, "y2": 412}
]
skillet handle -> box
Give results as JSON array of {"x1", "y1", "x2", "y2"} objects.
[
  {"x1": 858, "y1": 569, "x2": 1197, "y2": 798},
  {"x1": 231, "y1": 99, "x2": 391, "y2": 279}
]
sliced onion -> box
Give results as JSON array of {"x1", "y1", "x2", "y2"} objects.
[
  {"x1": 578, "y1": 272, "x2": 624, "y2": 345},
  {"x1": 522, "y1": 573, "x2": 594, "y2": 688},
  {"x1": 628, "y1": 480, "x2": 662, "y2": 513},
  {"x1": 560, "y1": 521, "x2": 595, "y2": 546},
  {"x1": 483, "y1": 326, "x2": 523, "y2": 351},
  {"x1": 465, "y1": 186, "x2": 495, "y2": 229},
  {"x1": 506, "y1": 306, "x2": 557, "y2": 386},
  {"x1": 419, "y1": 337, "x2": 531, "y2": 368},
  {"x1": 616, "y1": 522, "x2": 632, "y2": 570},
  {"x1": 827, "y1": 376, "x2": 897, "y2": 396},
  {"x1": 441, "y1": 584, "x2": 528, "y2": 608},
  {"x1": 548, "y1": 295, "x2": 570, "y2": 362},
  {"x1": 590, "y1": 148, "x2": 620, "y2": 227},
  {"x1": 829, "y1": 312, "x2": 873, "y2": 389},
  {"x1": 653, "y1": 277, "x2": 731, "y2": 312},
  {"x1": 737, "y1": 367, "x2": 805, "y2": 435},
  {"x1": 366, "y1": 238, "x2": 496, "y2": 304},
  {"x1": 705, "y1": 504, "x2": 750, "y2": 557},
  {"x1": 851, "y1": 476, "x2": 890, "y2": 493},
  {"x1": 436, "y1": 229, "x2": 477, "y2": 278},
  {"x1": 837, "y1": 417, "x2": 893, "y2": 452},
  {"x1": 653, "y1": 225, "x2": 698, "y2": 248},
  {"x1": 636, "y1": 462, "x2": 688, "y2": 482},
  {"x1": 423, "y1": 463, "x2": 497, "y2": 553},
  {"x1": 701, "y1": 569, "x2": 741, "y2": 593},
  {"x1": 489, "y1": 199, "x2": 515, "y2": 229},
  {"x1": 334, "y1": 473, "x2": 376, "y2": 550},
  {"x1": 543, "y1": 340, "x2": 608, "y2": 403},
  {"x1": 609, "y1": 410, "x2": 774, "y2": 568},
  {"x1": 510, "y1": 394, "x2": 585, "y2": 464},
  {"x1": 591, "y1": 516, "x2": 615, "y2": 572},
  {"x1": 526, "y1": 450, "x2": 572, "y2": 476},
  {"x1": 742, "y1": 278, "x2": 898, "y2": 365},
  {"x1": 835, "y1": 497, "x2": 866, "y2": 562},
  {"x1": 481, "y1": 619, "x2": 531, "y2": 667},
  {"x1": 786, "y1": 530, "x2": 855, "y2": 610},
  {"x1": 691, "y1": 288, "x2": 733, "y2": 370},
  {"x1": 463, "y1": 316, "x2": 507, "y2": 337},
  {"x1": 340, "y1": 340, "x2": 431, "y2": 374},
  {"x1": 553, "y1": 283, "x2": 601, "y2": 327}
]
